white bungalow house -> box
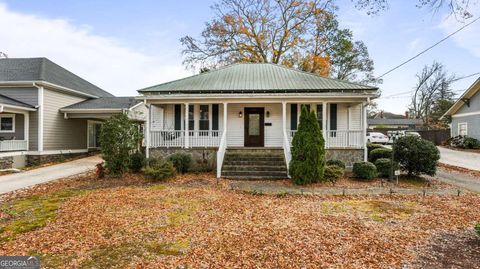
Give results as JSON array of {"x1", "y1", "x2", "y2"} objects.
[{"x1": 139, "y1": 63, "x2": 378, "y2": 179}]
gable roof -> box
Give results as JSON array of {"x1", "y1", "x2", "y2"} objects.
[
  {"x1": 60, "y1": 97, "x2": 140, "y2": 111},
  {"x1": 443, "y1": 78, "x2": 480, "y2": 117},
  {"x1": 0, "y1": 58, "x2": 113, "y2": 98},
  {"x1": 138, "y1": 63, "x2": 378, "y2": 94},
  {"x1": 0, "y1": 94, "x2": 36, "y2": 109}
]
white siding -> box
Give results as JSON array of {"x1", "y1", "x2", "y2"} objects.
[{"x1": 151, "y1": 102, "x2": 363, "y2": 148}]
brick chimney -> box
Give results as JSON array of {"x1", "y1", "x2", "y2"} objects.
[
  {"x1": 380, "y1": 111, "x2": 384, "y2": 118},
  {"x1": 405, "y1": 111, "x2": 409, "y2": 119}
]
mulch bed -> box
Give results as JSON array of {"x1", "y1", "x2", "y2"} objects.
[
  {"x1": 438, "y1": 163, "x2": 480, "y2": 179},
  {"x1": 0, "y1": 173, "x2": 479, "y2": 268},
  {"x1": 440, "y1": 145, "x2": 480, "y2": 154}
]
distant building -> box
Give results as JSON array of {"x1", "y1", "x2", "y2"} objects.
[{"x1": 368, "y1": 111, "x2": 423, "y2": 129}]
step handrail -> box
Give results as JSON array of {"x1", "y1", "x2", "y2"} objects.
[{"x1": 216, "y1": 130, "x2": 227, "y2": 178}]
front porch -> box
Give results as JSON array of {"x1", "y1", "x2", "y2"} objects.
[
  {"x1": 0, "y1": 112, "x2": 29, "y2": 152},
  {"x1": 145, "y1": 100, "x2": 368, "y2": 177}
]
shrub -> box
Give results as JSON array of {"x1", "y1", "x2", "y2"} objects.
[
  {"x1": 129, "y1": 152, "x2": 146, "y2": 173},
  {"x1": 324, "y1": 165, "x2": 344, "y2": 185},
  {"x1": 168, "y1": 152, "x2": 192, "y2": 173},
  {"x1": 374, "y1": 158, "x2": 399, "y2": 178},
  {"x1": 353, "y1": 162, "x2": 377, "y2": 180},
  {"x1": 448, "y1": 135, "x2": 480, "y2": 149},
  {"x1": 326, "y1": 159, "x2": 346, "y2": 170},
  {"x1": 143, "y1": 160, "x2": 175, "y2": 181},
  {"x1": 99, "y1": 114, "x2": 142, "y2": 176},
  {"x1": 369, "y1": 148, "x2": 392, "y2": 163},
  {"x1": 475, "y1": 223, "x2": 480, "y2": 236},
  {"x1": 393, "y1": 136, "x2": 440, "y2": 176},
  {"x1": 464, "y1": 137, "x2": 480, "y2": 149},
  {"x1": 289, "y1": 105, "x2": 325, "y2": 185},
  {"x1": 367, "y1": 143, "x2": 384, "y2": 154}
]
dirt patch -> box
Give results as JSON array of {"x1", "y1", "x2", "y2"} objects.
[{"x1": 409, "y1": 230, "x2": 480, "y2": 269}]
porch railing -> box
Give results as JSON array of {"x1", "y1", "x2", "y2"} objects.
[
  {"x1": 0, "y1": 140, "x2": 28, "y2": 151},
  {"x1": 288, "y1": 130, "x2": 364, "y2": 149},
  {"x1": 150, "y1": 130, "x2": 222, "y2": 148}
]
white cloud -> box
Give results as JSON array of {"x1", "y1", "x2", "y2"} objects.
[
  {"x1": 0, "y1": 3, "x2": 190, "y2": 96},
  {"x1": 438, "y1": 7, "x2": 480, "y2": 58}
]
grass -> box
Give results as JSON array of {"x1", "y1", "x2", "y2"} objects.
[
  {"x1": 321, "y1": 200, "x2": 418, "y2": 222},
  {"x1": 0, "y1": 189, "x2": 86, "y2": 242}
]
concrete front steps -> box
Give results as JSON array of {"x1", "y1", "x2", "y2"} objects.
[{"x1": 221, "y1": 148, "x2": 288, "y2": 179}]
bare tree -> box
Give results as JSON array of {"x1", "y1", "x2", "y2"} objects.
[
  {"x1": 410, "y1": 62, "x2": 456, "y2": 126},
  {"x1": 181, "y1": 0, "x2": 379, "y2": 84},
  {"x1": 0, "y1": 52, "x2": 8, "y2": 58},
  {"x1": 353, "y1": 0, "x2": 476, "y2": 19}
]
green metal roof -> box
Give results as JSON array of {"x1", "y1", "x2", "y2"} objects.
[{"x1": 138, "y1": 63, "x2": 377, "y2": 94}]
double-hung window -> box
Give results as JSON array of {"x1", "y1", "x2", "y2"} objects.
[
  {"x1": 458, "y1": 122, "x2": 468, "y2": 136},
  {"x1": 199, "y1": 105, "x2": 209, "y2": 136},
  {"x1": 0, "y1": 114, "x2": 15, "y2": 133}
]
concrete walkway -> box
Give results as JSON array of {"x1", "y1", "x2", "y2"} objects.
[
  {"x1": 434, "y1": 169, "x2": 480, "y2": 193},
  {"x1": 438, "y1": 146, "x2": 480, "y2": 171},
  {"x1": 0, "y1": 155, "x2": 102, "y2": 195}
]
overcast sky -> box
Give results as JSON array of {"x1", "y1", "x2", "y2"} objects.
[{"x1": 0, "y1": 0, "x2": 479, "y2": 114}]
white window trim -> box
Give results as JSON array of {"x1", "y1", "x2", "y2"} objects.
[
  {"x1": 87, "y1": 120, "x2": 103, "y2": 149},
  {"x1": 0, "y1": 114, "x2": 15, "y2": 133},
  {"x1": 458, "y1": 122, "x2": 468, "y2": 136}
]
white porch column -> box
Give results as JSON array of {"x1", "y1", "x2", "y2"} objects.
[
  {"x1": 24, "y1": 112, "x2": 29, "y2": 150},
  {"x1": 145, "y1": 101, "x2": 150, "y2": 158},
  {"x1": 362, "y1": 101, "x2": 368, "y2": 161},
  {"x1": 185, "y1": 103, "x2": 189, "y2": 148},
  {"x1": 37, "y1": 86, "x2": 44, "y2": 152},
  {"x1": 223, "y1": 102, "x2": 228, "y2": 138},
  {"x1": 322, "y1": 101, "x2": 327, "y2": 142},
  {"x1": 282, "y1": 101, "x2": 287, "y2": 137}
]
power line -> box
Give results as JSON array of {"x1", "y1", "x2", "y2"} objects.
[
  {"x1": 377, "y1": 16, "x2": 480, "y2": 79},
  {"x1": 380, "y1": 71, "x2": 480, "y2": 98}
]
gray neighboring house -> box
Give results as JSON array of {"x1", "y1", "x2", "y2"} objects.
[
  {"x1": 367, "y1": 118, "x2": 423, "y2": 130},
  {"x1": 0, "y1": 58, "x2": 145, "y2": 168},
  {"x1": 443, "y1": 78, "x2": 480, "y2": 140}
]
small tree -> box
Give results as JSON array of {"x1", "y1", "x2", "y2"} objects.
[
  {"x1": 289, "y1": 105, "x2": 325, "y2": 185},
  {"x1": 393, "y1": 136, "x2": 440, "y2": 176},
  {"x1": 100, "y1": 114, "x2": 142, "y2": 176}
]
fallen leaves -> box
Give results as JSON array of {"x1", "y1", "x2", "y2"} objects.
[{"x1": 0, "y1": 172, "x2": 479, "y2": 268}]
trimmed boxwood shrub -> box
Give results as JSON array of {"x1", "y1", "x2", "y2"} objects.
[
  {"x1": 168, "y1": 152, "x2": 192, "y2": 174},
  {"x1": 324, "y1": 165, "x2": 344, "y2": 185},
  {"x1": 289, "y1": 105, "x2": 325, "y2": 185},
  {"x1": 367, "y1": 143, "x2": 384, "y2": 154},
  {"x1": 475, "y1": 223, "x2": 480, "y2": 236},
  {"x1": 353, "y1": 161, "x2": 377, "y2": 180},
  {"x1": 129, "y1": 152, "x2": 146, "y2": 173},
  {"x1": 143, "y1": 160, "x2": 175, "y2": 181},
  {"x1": 374, "y1": 158, "x2": 399, "y2": 178},
  {"x1": 369, "y1": 148, "x2": 392, "y2": 163},
  {"x1": 326, "y1": 159, "x2": 346, "y2": 170},
  {"x1": 393, "y1": 136, "x2": 440, "y2": 176},
  {"x1": 464, "y1": 137, "x2": 480, "y2": 149}
]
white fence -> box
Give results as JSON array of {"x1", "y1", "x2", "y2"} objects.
[
  {"x1": 288, "y1": 130, "x2": 364, "y2": 148},
  {"x1": 0, "y1": 140, "x2": 28, "y2": 151},
  {"x1": 150, "y1": 130, "x2": 221, "y2": 148}
]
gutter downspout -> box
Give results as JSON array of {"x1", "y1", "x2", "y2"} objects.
[{"x1": 33, "y1": 82, "x2": 44, "y2": 152}]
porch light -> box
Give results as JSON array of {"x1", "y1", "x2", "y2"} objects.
[
  {"x1": 239, "y1": 111, "x2": 243, "y2": 118},
  {"x1": 266, "y1": 111, "x2": 270, "y2": 118}
]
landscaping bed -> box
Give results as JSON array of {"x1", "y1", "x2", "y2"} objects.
[{"x1": 1, "y1": 172, "x2": 479, "y2": 268}]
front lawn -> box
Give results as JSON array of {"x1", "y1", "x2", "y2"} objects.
[{"x1": 1, "y1": 173, "x2": 479, "y2": 268}]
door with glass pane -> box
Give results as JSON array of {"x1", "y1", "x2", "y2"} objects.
[
  {"x1": 244, "y1": 107, "x2": 264, "y2": 147},
  {"x1": 88, "y1": 122, "x2": 102, "y2": 148}
]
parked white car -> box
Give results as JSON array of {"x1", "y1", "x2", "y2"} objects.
[{"x1": 366, "y1": 132, "x2": 389, "y2": 144}]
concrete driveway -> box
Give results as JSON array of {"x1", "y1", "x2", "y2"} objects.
[
  {"x1": 0, "y1": 155, "x2": 102, "y2": 195},
  {"x1": 437, "y1": 146, "x2": 480, "y2": 171}
]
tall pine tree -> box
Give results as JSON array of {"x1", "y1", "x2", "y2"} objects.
[{"x1": 289, "y1": 105, "x2": 326, "y2": 185}]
